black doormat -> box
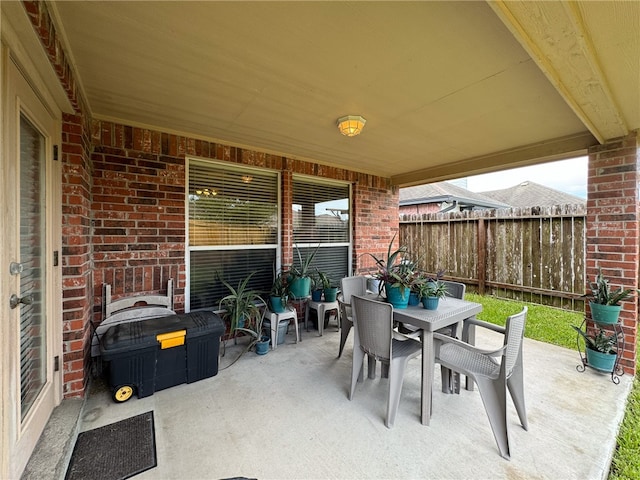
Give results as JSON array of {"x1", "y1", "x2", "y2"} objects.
[{"x1": 65, "y1": 411, "x2": 156, "y2": 480}]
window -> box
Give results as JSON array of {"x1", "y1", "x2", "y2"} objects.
[
  {"x1": 187, "y1": 160, "x2": 278, "y2": 310},
  {"x1": 292, "y1": 176, "x2": 350, "y2": 284}
]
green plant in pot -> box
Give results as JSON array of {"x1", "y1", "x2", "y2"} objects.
[
  {"x1": 572, "y1": 325, "x2": 618, "y2": 372},
  {"x1": 236, "y1": 310, "x2": 270, "y2": 355},
  {"x1": 269, "y1": 271, "x2": 289, "y2": 313},
  {"x1": 289, "y1": 244, "x2": 320, "y2": 299},
  {"x1": 317, "y1": 271, "x2": 339, "y2": 302},
  {"x1": 586, "y1": 268, "x2": 639, "y2": 324},
  {"x1": 310, "y1": 272, "x2": 323, "y2": 301},
  {"x1": 218, "y1": 272, "x2": 268, "y2": 353},
  {"x1": 418, "y1": 271, "x2": 447, "y2": 310},
  {"x1": 408, "y1": 271, "x2": 425, "y2": 306},
  {"x1": 363, "y1": 233, "x2": 415, "y2": 309}
]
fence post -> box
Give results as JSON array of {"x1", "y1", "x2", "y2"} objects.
[{"x1": 477, "y1": 217, "x2": 486, "y2": 295}]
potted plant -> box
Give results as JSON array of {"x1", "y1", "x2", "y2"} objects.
[
  {"x1": 218, "y1": 272, "x2": 268, "y2": 353},
  {"x1": 572, "y1": 325, "x2": 618, "y2": 372},
  {"x1": 363, "y1": 233, "x2": 415, "y2": 309},
  {"x1": 317, "y1": 270, "x2": 338, "y2": 302},
  {"x1": 586, "y1": 268, "x2": 638, "y2": 324},
  {"x1": 310, "y1": 272, "x2": 323, "y2": 301},
  {"x1": 269, "y1": 271, "x2": 289, "y2": 313},
  {"x1": 418, "y1": 272, "x2": 448, "y2": 310},
  {"x1": 289, "y1": 244, "x2": 320, "y2": 299},
  {"x1": 408, "y1": 271, "x2": 425, "y2": 306}
]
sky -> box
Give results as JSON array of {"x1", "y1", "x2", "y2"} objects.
[{"x1": 462, "y1": 156, "x2": 588, "y2": 199}]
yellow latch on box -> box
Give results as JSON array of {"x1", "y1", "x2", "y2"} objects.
[{"x1": 156, "y1": 330, "x2": 186, "y2": 349}]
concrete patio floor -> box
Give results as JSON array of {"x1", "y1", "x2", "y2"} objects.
[{"x1": 26, "y1": 321, "x2": 633, "y2": 480}]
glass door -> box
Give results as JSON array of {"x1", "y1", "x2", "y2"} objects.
[
  {"x1": 18, "y1": 114, "x2": 48, "y2": 421},
  {"x1": 2, "y1": 58, "x2": 62, "y2": 479}
]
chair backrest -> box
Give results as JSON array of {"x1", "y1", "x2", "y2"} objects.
[
  {"x1": 351, "y1": 295, "x2": 393, "y2": 362},
  {"x1": 442, "y1": 280, "x2": 465, "y2": 300},
  {"x1": 340, "y1": 276, "x2": 368, "y2": 303},
  {"x1": 503, "y1": 307, "x2": 528, "y2": 377}
]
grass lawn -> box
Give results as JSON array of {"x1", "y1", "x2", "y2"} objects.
[
  {"x1": 465, "y1": 293, "x2": 639, "y2": 480},
  {"x1": 609, "y1": 368, "x2": 640, "y2": 480},
  {"x1": 464, "y1": 293, "x2": 581, "y2": 349}
]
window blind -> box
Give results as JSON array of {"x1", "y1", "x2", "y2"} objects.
[
  {"x1": 292, "y1": 177, "x2": 350, "y2": 284},
  {"x1": 187, "y1": 160, "x2": 278, "y2": 309}
]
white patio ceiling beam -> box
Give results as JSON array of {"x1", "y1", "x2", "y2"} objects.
[{"x1": 489, "y1": 0, "x2": 630, "y2": 144}]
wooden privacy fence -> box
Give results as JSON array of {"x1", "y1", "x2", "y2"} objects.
[{"x1": 400, "y1": 204, "x2": 586, "y2": 311}]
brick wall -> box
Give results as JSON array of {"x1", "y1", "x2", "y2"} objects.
[
  {"x1": 586, "y1": 130, "x2": 640, "y2": 375},
  {"x1": 352, "y1": 179, "x2": 400, "y2": 275},
  {"x1": 61, "y1": 113, "x2": 93, "y2": 398},
  {"x1": 90, "y1": 124, "x2": 187, "y2": 318}
]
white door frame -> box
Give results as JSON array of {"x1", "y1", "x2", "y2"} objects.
[{"x1": 1, "y1": 42, "x2": 63, "y2": 480}]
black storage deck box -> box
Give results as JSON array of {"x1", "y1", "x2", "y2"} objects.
[{"x1": 100, "y1": 311, "x2": 224, "y2": 402}]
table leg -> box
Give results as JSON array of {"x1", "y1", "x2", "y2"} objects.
[{"x1": 421, "y1": 330, "x2": 434, "y2": 426}]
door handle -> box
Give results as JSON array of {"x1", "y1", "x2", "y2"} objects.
[
  {"x1": 9, "y1": 262, "x2": 24, "y2": 275},
  {"x1": 9, "y1": 294, "x2": 33, "y2": 309}
]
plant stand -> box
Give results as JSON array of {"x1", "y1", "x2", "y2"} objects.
[{"x1": 575, "y1": 317, "x2": 625, "y2": 384}]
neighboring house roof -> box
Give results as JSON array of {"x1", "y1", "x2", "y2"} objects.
[
  {"x1": 400, "y1": 182, "x2": 509, "y2": 210},
  {"x1": 480, "y1": 181, "x2": 585, "y2": 208}
]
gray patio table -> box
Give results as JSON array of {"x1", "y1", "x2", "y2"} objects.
[{"x1": 359, "y1": 295, "x2": 482, "y2": 426}]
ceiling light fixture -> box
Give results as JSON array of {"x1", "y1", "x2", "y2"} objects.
[{"x1": 337, "y1": 115, "x2": 366, "y2": 137}]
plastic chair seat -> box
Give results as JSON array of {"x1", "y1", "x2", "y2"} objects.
[
  {"x1": 265, "y1": 307, "x2": 299, "y2": 349},
  {"x1": 305, "y1": 300, "x2": 339, "y2": 336}
]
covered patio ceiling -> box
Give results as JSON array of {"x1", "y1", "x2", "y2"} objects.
[{"x1": 47, "y1": 1, "x2": 639, "y2": 186}]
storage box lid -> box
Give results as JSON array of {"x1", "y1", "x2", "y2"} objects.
[{"x1": 100, "y1": 311, "x2": 224, "y2": 356}]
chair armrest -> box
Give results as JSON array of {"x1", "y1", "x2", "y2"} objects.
[
  {"x1": 433, "y1": 332, "x2": 506, "y2": 358},
  {"x1": 464, "y1": 317, "x2": 506, "y2": 334}
]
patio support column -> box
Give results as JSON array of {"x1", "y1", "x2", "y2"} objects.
[
  {"x1": 586, "y1": 130, "x2": 640, "y2": 375},
  {"x1": 281, "y1": 169, "x2": 293, "y2": 268}
]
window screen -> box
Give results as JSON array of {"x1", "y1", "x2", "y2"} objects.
[
  {"x1": 292, "y1": 177, "x2": 350, "y2": 285},
  {"x1": 188, "y1": 160, "x2": 278, "y2": 309}
]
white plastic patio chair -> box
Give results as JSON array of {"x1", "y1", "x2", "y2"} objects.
[
  {"x1": 349, "y1": 295, "x2": 422, "y2": 428},
  {"x1": 434, "y1": 306, "x2": 528, "y2": 459}
]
